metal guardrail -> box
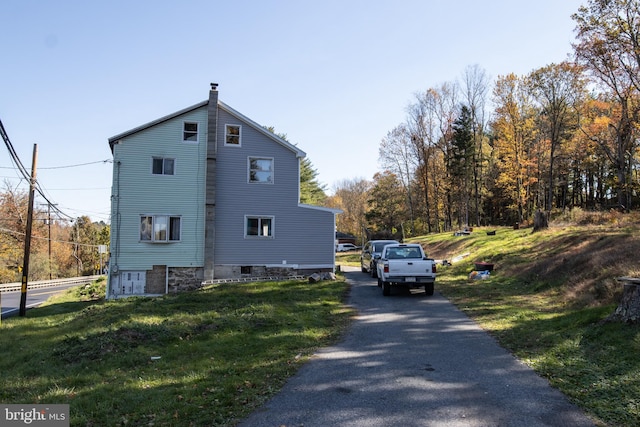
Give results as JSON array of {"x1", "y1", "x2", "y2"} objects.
[{"x1": 0, "y1": 275, "x2": 105, "y2": 293}]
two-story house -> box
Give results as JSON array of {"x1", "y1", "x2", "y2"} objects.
[{"x1": 107, "y1": 84, "x2": 340, "y2": 297}]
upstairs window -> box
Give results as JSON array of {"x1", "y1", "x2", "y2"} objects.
[
  {"x1": 245, "y1": 216, "x2": 273, "y2": 238},
  {"x1": 152, "y1": 157, "x2": 175, "y2": 175},
  {"x1": 249, "y1": 157, "x2": 273, "y2": 183},
  {"x1": 225, "y1": 124, "x2": 241, "y2": 146},
  {"x1": 140, "y1": 215, "x2": 181, "y2": 242},
  {"x1": 183, "y1": 122, "x2": 199, "y2": 143}
]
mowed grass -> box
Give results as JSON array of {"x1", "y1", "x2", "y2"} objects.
[{"x1": 0, "y1": 277, "x2": 353, "y2": 426}]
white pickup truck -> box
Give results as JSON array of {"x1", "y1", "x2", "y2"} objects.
[{"x1": 376, "y1": 243, "x2": 437, "y2": 296}]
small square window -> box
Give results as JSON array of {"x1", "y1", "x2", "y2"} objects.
[
  {"x1": 152, "y1": 157, "x2": 175, "y2": 175},
  {"x1": 249, "y1": 157, "x2": 273, "y2": 183},
  {"x1": 225, "y1": 124, "x2": 241, "y2": 145},
  {"x1": 183, "y1": 122, "x2": 199, "y2": 143},
  {"x1": 245, "y1": 216, "x2": 273, "y2": 238}
]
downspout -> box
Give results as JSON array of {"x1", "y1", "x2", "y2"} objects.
[{"x1": 107, "y1": 159, "x2": 121, "y2": 298}]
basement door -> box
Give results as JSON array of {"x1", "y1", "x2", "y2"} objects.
[{"x1": 119, "y1": 271, "x2": 146, "y2": 295}]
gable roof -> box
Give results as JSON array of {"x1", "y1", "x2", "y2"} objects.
[
  {"x1": 108, "y1": 100, "x2": 307, "y2": 159},
  {"x1": 108, "y1": 100, "x2": 207, "y2": 152},
  {"x1": 218, "y1": 101, "x2": 305, "y2": 158}
]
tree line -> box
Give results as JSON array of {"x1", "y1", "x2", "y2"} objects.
[
  {"x1": 0, "y1": 182, "x2": 109, "y2": 283},
  {"x1": 327, "y1": 0, "x2": 640, "y2": 239}
]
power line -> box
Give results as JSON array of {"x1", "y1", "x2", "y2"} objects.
[
  {"x1": 38, "y1": 159, "x2": 112, "y2": 170},
  {"x1": 0, "y1": 119, "x2": 30, "y2": 182},
  {"x1": 1, "y1": 118, "x2": 76, "y2": 221},
  {"x1": 0, "y1": 160, "x2": 112, "y2": 170},
  {"x1": 0, "y1": 226, "x2": 106, "y2": 248}
]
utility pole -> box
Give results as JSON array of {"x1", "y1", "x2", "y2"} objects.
[
  {"x1": 40, "y1": 202, "x2": 56, "y2": 280},
  {"x1": 47, "y1": 204, "x2": 52, "y2": 279},
  {"x1": 19, "y1": 144, "x2": 38, "y2": 316}
]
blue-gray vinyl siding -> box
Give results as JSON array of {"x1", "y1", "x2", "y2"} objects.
[
  {"x1": 110, "y1": 107, "x2": 207, "y2": 271},
  {"x1": 214, "y1": 107, "x2": 336, "y2": 266}
]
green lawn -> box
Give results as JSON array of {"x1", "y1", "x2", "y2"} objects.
[{"x1": 0, "y1": 277, "x2": 353, "y2": 426}]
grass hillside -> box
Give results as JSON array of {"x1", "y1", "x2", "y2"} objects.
[
  {"x1": 0, "y1": 278, "x2": 353, "y2": 426},
  {"x1": 405, "y1": 210, "x2": 640, "y2": 426},
  {"x1": 416, "y1": 212, "x2": 640, "y2": 309}
]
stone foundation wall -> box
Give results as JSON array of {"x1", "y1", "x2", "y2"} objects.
[
  {"x1": 213, "y1": 265, "x2": 332, "y2": 280},
  {"x1": 168, "y1": 267, "x2": 204, "y2": 293},
  {"x1": 148, "y1": 265, "x2": 331, "y2": 294}
]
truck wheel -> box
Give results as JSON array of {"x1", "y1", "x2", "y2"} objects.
[
  {"x1": 370, "y1": 265, "x2": 377, "y2": 278},
  {"x1": 382, "y1": 281, "x2": 390, "y2": 296},
  {"x1": 425, "y1": 283, "x2": 434, "y2": 296},
  {"x1": 377, "y1": 277, "x2": 382, "y2": 287},
  {"x1": 361, "y1": 265, "x2": 367, "y2": 273}
]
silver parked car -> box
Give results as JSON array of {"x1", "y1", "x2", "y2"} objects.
[{"x1": 360, "y1": 239, "x2": 399, "y2": 278}]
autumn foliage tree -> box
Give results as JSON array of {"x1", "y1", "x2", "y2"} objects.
[
  {"x1": 0, "y1": 183, "x2": 109, "y2": 283},
  {"x1": 328, "y1": 2, "x2": 640, "y2": 238},
  {"x1": 365, "y1": 172, "x2": 408, "y2": 238},
  {"x1": 326, "y1": 178, "x2": 370, "y2": 240},
  {"x1": 573, "y1": 0, "x2": 640, "y2": 210}
]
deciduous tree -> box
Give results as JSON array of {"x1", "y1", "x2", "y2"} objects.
[
  {"x1": 460, "y1": 65, "x2": 491, "y2": 226},
  {"x1": 326, "y1": 178, "x2": 370, "y2": 241},
  {"x1": 492, "y1": 73, "x2": 539, "y2": 224},
  {"x1": 365, "y1": 172, "x2": 407, "y2": 236},
  {"x1": 527, "y1": 62, "x2": 586, "y2": 217},
  {"x1": 573, "y1": 0, "x2": 640, "y2": 210}
]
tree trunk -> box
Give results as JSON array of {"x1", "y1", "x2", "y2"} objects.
[
  {"x1": 607, "y1": 278, "x2": 640, "y2": 323},
  {"x1": 532, "y1": 209, "x2": 548, "y2": 232}
]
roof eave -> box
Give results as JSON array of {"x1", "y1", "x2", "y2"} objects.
[
  {"x1": 219, "y1": 101, "x2": 307, "y2": 158},
  {"x1": 108, "y1": 100, "x2": 209, "y2": 152}
]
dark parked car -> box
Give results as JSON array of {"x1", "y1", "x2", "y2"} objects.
[{"x1": 360, "y1": 239, "x2": 399, "y2": 278}]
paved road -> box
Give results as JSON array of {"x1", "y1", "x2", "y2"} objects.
[
  {"x1": 1, "y1": 283, "x2": 79, "y2": 319},
  {"x1": 238, "y1": 267, "x2": 596, "y2": 427}
]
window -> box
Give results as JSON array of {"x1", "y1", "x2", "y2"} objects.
[
  {"x1": 245, "y1": 216, "x2": 273, "y2": 238},
  {"x1": 225, "y1": 124, "x2": 241, "y2": 145},
  {"x1": 183, "y1": 122, "x2": 199, "y2": 143},
  {"x1": 152, "y1": 157, "x2": 175, "y2": 175},
  {"x1": 140, "y1": 215, "x2": 181, "y2": 242},
  {"x1": 248, "y1": 157, "x2": 273, "y2": 183}
]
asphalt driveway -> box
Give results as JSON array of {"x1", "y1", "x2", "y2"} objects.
[{"x1": 238, "y1": 267, "x2": 596, "y2": 427}]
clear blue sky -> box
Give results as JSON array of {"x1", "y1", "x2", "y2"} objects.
[{"x1": 1, "y1": 0, "x2": 584, "y2": 223}]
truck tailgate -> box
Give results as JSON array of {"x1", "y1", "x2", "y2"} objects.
[{"x1": 387, "y1": 260, "x2": 434, "y2": 277}]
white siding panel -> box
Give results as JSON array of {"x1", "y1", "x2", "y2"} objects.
[{"x1": 110, "y1": 107, "x2": 207, "y2": 271}]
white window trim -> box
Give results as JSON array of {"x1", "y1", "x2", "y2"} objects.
[
  {"x1": 224, "y1": 124, "x2": 242, "y2": 147},
  {"x1": 244, "y1": 215, "x2": 275, "y2": 239},
  {"x1": 140, "y1": 214, "x2": 182, "y2": 243},
  {"x1": 182, "y1": 121, "x2": 199, "y2": 144},
  {"x1": 247, "y1": 156, "x2": 274, "y2": 184},
  {"x1": 151, "y1": 157, "x2": 176, "y2": 176}
]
